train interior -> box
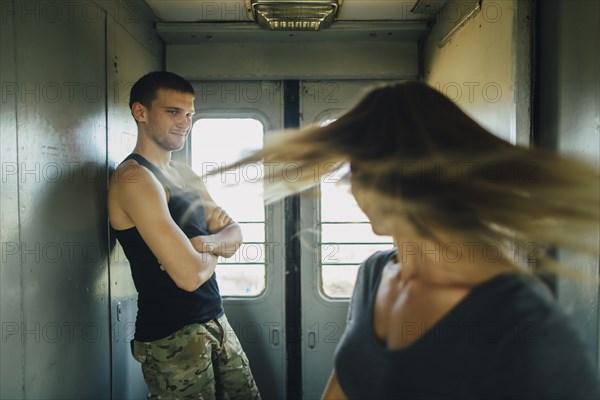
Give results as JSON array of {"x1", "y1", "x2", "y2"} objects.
[{"x1": 1, "y1": 0, "x2": 598, "y2": 398}]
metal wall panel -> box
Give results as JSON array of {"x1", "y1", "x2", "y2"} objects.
[
  {"x1": 11, "y1": 1, "x2": 109, "y2": 397},
  {"x1": 423, "y1": 0, "x2": 518, "y2": 143},
  {"x1": 537, "y1": 0, "x2": 600, "y2": 379},
  {"x1": 167, "y1": 41, "x2": 419, "y2": 80},
  {"x1": 107, "y1": 13, "x2": 162, "y2": 400},
  {"x1": 0, "y1": 1, "x2": 163, "y2": 398},
  {"x1": 0, "y1": 0, "x2": 24, "y2": 397}
]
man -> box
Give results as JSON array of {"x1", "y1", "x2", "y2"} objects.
[{"x1": 108, "y1": 71, "x2": 261, "y2": 399}]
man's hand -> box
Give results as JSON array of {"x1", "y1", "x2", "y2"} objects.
[
  {"x1": 172, "y1": 161, "x2": 243, "y2": 259},
  {"x1": 189, "y1": 228, "x2": 241, "y2": 259},
  {"x1": 206, "y1": 206, "x2": 233, "y2": 233}
]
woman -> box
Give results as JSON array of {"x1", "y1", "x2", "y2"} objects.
[{"x1": 219, "y1": 82, "x2": 600, "y2": 399}]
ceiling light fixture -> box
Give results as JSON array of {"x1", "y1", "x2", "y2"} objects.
[{"x1": 248, "y1": 0, "x2": 343, "y2": 31}]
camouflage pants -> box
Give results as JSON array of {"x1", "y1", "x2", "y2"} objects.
[{"x1": 132, "y1": 315, "x2": 261, "y2": 400}]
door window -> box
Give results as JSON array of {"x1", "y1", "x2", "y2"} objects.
[{"x1": 191, "y1": 118, "x2": 266, "y2": 297}]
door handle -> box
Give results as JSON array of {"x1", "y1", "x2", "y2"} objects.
[
  {"x1": 307, "y1": 331, "x2": 316, "y2": 350},
  {"x1": 271, "y1": 327, "x2": 280, "y2": 347}
]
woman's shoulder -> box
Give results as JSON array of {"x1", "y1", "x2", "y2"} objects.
[
  {"x1": 497, "y1": 273, "x2": 588, "y2": 342},
  {"x1": 362, "y1": 249, "x2": 397, "y2": 268},
  {"x1": 358, "y1": 249, "x2": 397, "y2": 279},
  {"x1": 446, "y1": 272, "x2": 591, "y2": 364},
  {"x1": 350, "y1": 249, "x2": 397, "y2": 298},
  {"x1": 452, "y1": 273, "x2": 598, "y2": 399},
  {"x1": 478, "y1": 274, "x2": 598, "y2": 398},
  {"x1": 469, "y1": 273, "x2": 575, "y2": 336}
]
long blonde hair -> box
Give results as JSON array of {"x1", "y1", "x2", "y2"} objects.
[{"x1": 216, "y1": 81, "x2": 599, "y2": 269}]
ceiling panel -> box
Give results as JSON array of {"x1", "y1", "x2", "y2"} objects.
[
  {"x1": 337, "y1": 0, "x2": 429, "y2": 20},
  {"x1": 144, "y1": 0, "x2": 430, "y2": 22},
  {"x1": 145, "y1": 0, "x2": 252, "y2": 22}
]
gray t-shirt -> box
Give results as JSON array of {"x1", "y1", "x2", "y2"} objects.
[{"x1": 335, "y1": 250, "x2": 598, "y2": 399}]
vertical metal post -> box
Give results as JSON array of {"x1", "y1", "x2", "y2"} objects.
[{"x1": 284, "y1": 80, "x2": 302, "y2": 400}]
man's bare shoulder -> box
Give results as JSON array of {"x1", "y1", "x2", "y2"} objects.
[
  {"x1": 109, "y1": 160, "x2": 164, "y2": 201},
  {"x1": 108, "y1": 160, "x2": 168, "y2": 229},
  {"x1": 111, "y1": 159, "x2": 150, "y2": 187}
]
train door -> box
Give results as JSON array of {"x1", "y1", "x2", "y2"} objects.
[
  {"x1": 186, "y1": 80, "x2": 396, "y2": 399},
  {"x1": 298, "y1": 80, "x2": 396, "y2": 399},
  {"x1": 186, "y1": 80, "x2": 398, "y2": 399},
  {"x1": 186, "y1": 81, "x2": 286, "y2": 400}
]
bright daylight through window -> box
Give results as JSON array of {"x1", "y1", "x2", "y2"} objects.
[
  {"x1": 318, "y1": 119, "x2": 394, "y2": 298},
  {"x1": 191, "y1": 118, "x2": 265, "y2": 297},
  {"x1": 319, "y1": 167, "x2": 394, "y2": 298},
  {"x1": 191, "y1": 117, "x2": 393, "y2": 299}
]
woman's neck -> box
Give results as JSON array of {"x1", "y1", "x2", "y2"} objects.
[{"x1": 392, "y1": 233, "x2": 521, "y2": 288}]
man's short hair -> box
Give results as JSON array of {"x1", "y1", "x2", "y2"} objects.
[{"x1": 129, "y1": 71, "x2": 195, "y2": 110}]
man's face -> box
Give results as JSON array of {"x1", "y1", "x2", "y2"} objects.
[{"x1": 143, "y1": 88, "x2": 195, "y2": 151}]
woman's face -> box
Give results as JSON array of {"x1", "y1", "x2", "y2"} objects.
[{"x1": 350, "y1": 175, "x2": 392, "y2": 236}]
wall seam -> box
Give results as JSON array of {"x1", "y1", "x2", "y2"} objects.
[
  {"x1": 10, "y1": 0, "x2": 26, "y2": 395},
  {"x1": 103, "y1": 9, "x2": 115, "y2": 400}
]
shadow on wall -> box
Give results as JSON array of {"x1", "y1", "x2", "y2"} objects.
[{"x1": 3, "y1": 162, "x2": 112, "y2": 398}]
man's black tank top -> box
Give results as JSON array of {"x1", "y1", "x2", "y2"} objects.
[{"x1": 111, "y1": 153, "x2": 223, "y2": 342}]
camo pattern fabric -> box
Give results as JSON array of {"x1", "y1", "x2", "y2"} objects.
[{"x1": 132, "y1": 315, "x2": 261, "y2": 400}]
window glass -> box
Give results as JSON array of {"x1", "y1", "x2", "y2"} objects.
[
  {"x1": 319, "y1": 124, "x2": 394, "y2": 298},
  {"x1": 191, "y1": 118, "x2": 265, "y2": 297}
]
